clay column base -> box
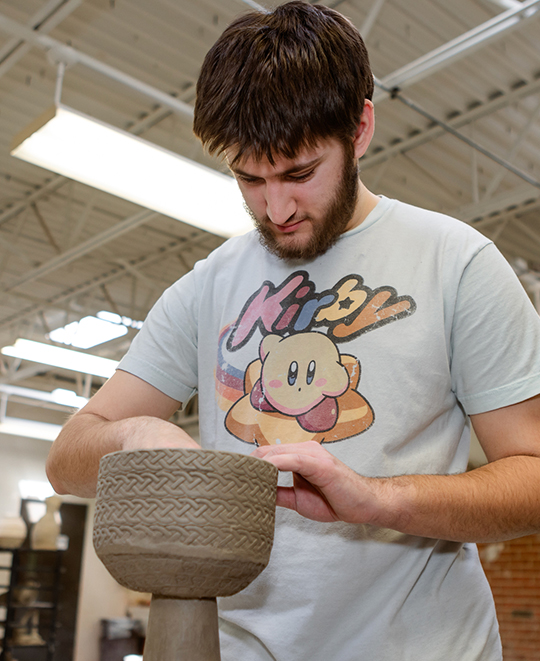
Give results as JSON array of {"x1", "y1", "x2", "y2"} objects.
[{"x1": 143, "y1": 595, "x2": 221, "y2": 661}]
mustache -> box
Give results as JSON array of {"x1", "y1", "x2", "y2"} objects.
[{"x1": 243, "y1": 204, "x2": 310, "y2": 227}]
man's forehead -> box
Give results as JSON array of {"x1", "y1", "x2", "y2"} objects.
[{"x1": 227, "y1": 140, "x2": 336, "y2": 176}]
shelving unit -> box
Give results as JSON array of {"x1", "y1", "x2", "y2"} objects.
[{"x1": 0, "y1": 547, "x2": 63, "y2": 661}]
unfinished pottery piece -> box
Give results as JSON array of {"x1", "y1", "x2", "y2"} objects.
[
  {"x1": 0, "y1": 515, "x2": 27, "y2": 549},
  {"x1": 93, "y1": 448, "x2": 278, "y2": 660},
  {"x1": 31, "y1": 495, "x2": 62, "y2": 550},
  {"x1": 93, "y1": 448, "x2": 278, "y2": 598}
]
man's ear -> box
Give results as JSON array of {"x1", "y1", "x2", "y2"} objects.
[{"x1": 352, "y1": 100, "x2": 375, "y2": 160}]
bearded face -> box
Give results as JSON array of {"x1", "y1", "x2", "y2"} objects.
[
  {"x1": 248, "y1": 147, "x2": 359, "y2": 260},
  {"x1": 230, "y1": 137, "x2": 361, "y2": 261}
]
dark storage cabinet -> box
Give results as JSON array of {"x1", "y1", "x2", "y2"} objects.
[{"x1": 0, "y1": 548, "x2": 63, "y2": 661}]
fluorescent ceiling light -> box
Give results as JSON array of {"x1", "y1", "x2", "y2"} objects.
[
  {"x1": 51, "y1": 388, "x2": 88, "y2": 408},
  {"x1": 0, "y1": 384, "x2": 88, "y2": 408},
  {"x1": 1, "y1": 338, "x2": 118, "y2": 378},
  {"x1": 487, "y1": 0, "x2": 527, "y2": 9},
  {"x1": 97, "y1": 310, "x2": 143, "y2": 329},
  {"x1": 11, "y1": 105, "x2": 253, "y2": 238},
  {"x1": 49, "y1": 315, "x2": 128, "y2": 349},
  {"x1": 0, "y1": 416, "x2": 62, "y2": 442}
]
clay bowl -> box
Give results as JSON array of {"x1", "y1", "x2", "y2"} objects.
[{"x1": 93, "y1": 448, "x2": 278, "y2": 599}]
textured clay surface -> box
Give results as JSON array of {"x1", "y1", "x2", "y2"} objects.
[{"x1": 93, "y1": 448, "x2": 278, "y2": 598}]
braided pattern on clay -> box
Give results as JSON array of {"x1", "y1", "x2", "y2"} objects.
[{"x1": 93, "y1": 449, "x2": 278, "y2": 598}]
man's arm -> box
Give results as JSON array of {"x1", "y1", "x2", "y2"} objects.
[
  {"x1": 251, "y1": 394, "x2": 540, "y2": 543},
  {"x1": 46, "y1": 370, "x2": 200, "y2": 498}
]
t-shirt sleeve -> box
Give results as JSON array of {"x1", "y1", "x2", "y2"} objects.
[
  {"x1": 117, "y1": 269, "x2": 199, "y2": 405},
  {"x1": 451, "y1": 242, "x2": 540, "y2": 415}
]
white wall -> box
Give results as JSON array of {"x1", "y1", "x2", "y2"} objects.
[
  {"x1": 0, "y1": 433, "x2": 51, "y2": 519},
  {"x1": 74, "y1": 500, "x2": 132, "y2": 661}
]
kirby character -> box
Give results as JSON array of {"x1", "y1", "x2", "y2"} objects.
[{"x1": 250, "y1": 332, "x2": 349, "y2": 432}]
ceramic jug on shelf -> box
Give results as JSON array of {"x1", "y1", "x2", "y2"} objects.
[
  {"x1": 31, "y1": 495, "x2": 62, "y2": 550},
  {"x1": 0, "y1": 514, "x2": 27, "y2": 548}
]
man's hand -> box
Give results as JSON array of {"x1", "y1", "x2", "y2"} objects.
[
  {"x1": 251, "y1": 441, "x2": 388, "y2": 525},
  {"x1": 119, "y1": 416, "x2": 201, "y2": 452},
  {"x1": 46, "y1": 370, "x2": 201, "y2": 498},
  {"x1": 252, "y1": 402, "x2": 540, "y2": 543}
]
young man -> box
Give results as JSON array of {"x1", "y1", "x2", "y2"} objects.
[{"x1": 47, "y1": 2, "x2": 540, "y2": 659}]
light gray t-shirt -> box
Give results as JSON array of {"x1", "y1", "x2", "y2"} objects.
[{"x1": 119, "y1": 196, "x2": 540, "y2": 660}]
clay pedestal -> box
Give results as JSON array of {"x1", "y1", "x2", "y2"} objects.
[
  {"x1": 93, "y1": 448, "x2": 278, "y2": 660},
  {"x1": 144, "y1": 597, "x2": 220, "y2": 660}
]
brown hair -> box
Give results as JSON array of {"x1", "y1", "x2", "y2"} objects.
[{"x1": 193, "y1": 1, "x2": 373, "y2": 164}]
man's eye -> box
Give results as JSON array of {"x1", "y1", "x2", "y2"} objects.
[{"x1": 287, "y1": 170, "x2": 314, "y2": 182}]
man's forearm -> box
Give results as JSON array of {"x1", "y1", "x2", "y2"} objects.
[
  {"x1": 253, "y1": 442, "x2": 540, "y2": 543},
  {"x1": 370, "y1": 455, "x2": 540, "y2": 543},
  {"x1": 46, "y1": 413, "x2": 199, "y2": 498}
]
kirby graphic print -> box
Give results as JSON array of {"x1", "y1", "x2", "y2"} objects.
[
  {"x1": 251, "y1": 333, "x2": 348, "y2": 432},
  {"x1": 217, "y1": 271, "x2": 416, "y2": 446}
]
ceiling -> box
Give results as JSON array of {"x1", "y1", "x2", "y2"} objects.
[{"x1": 0, "y1": 0, "x2": 539, "y2": 435}]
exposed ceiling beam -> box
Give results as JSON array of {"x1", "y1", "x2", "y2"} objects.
[
  {"x1": 471, "y1": 139, "x2": 480, "y2": 204},
  {"x1": 482, "y1": 95, "x2": 540, "y2": 199},
  {"x1": 6, "y1": 0, "x2": 534, "y2": 123},
  {"x1": 512, "y1": 216, "x2": 540, "y2": 249},
  {"x1": 31, "y1": 203, "x2": 61, "y2": 254},
  {"x1": 0, "y1": 362, "x2": 51, "y2": 385},
  {"x1": 0, "y1": 0, "x2": 83, "y2": 80},
  {"x1": 0, "y1": 233, "x2": 37, "y2": 267},
  {"x1": 113, "y1": 259, "x2": 161, "y2": 292},
  {"x1": 487, "y1": 0, "x2": 532, "y2": 10},
  {"x1": 5, "y1": 290, "x2": 107, "y2": 320},
  {"x1": 0, "y1": 233, "x2": 215, "y2": 330},
  {"x1": 64, "y1": 191, "x2": 96, "y2": 251},
  {"x1": 99, "y1": 284, "x2": 121, "y2": 316},
  {"x1": 452, "y1": 186, "x2": 540, "y2": 222},
  {"x1": 361, "y1": 0, "x2": 387, "y2": 38},
  {"x1": 238, "y1": 0, "x2": 266, "y2": 10},
  {"x1": 399, "y1": 152, "x2": 460, "y2": 202},
  {"x1": 363, "y1": 76, "x2": 540, "y2": 170},
  {"x1": 0, "y1": 12, "x2": 194, "y2": 120},
  {"x1": 379, "y1": 83, "x2": 540, "y2": 191},
  {"x1": 3, "y1": 209, "x2": 159, "y2": 293},
  {"x1": 0, "y1": 0, "x2": 64, "y2": 60},
  {"x1": 473, "y1": 214, "x2": 512, "y2": 231},
  {"x1": 0, "y1": 176, "x2": 68, "y2": 228},
  {"x1": 489, "y1": 217, "x2": 511, "y2": 242},
  {"x1": 372, "y1": 0, "x2": 540, "y2": 103}
]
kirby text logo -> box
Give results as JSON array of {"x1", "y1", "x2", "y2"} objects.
[{"x1": 227, "y1": 271, "x2": 416, "y2": 351}]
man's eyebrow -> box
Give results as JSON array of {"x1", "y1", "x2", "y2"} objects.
[{"x1": 231, "y1": 156, "x2": 323, "y2": 179}]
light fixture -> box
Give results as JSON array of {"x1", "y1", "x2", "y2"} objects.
[
  {"x1": 11, "y1": 105, "x2": 253, "y2": 238},
  {"x1": 1, "y1": 338, "x2": 118, "y2": 378},
  {"x1": 51, "y1": 388, "x2": 88, "y2": 408},
  {"x1": 97, "y1": 310, "x2": 143, "y2": 329},
  {"x1": 48, "y1": 314, "x2": 128, "y2": 349},
  {"x1": 0, "y1": 383, "x2": 88, "y2": 409},
  {"x1": 0, "y1": 417, "x2": 62, "y2": 442}
]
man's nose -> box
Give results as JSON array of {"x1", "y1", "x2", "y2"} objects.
[{"x1": 265, "y1": 184, "x2": 297, "y2": 225}]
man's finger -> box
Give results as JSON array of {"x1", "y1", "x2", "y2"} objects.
[{"x1": 252, "y1": 440, "x2": 326, "y2": 459}]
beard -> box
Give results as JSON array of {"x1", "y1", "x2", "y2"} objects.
[{"x1": 246, "y1": 150, "x2": 360, "y2": 261}]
